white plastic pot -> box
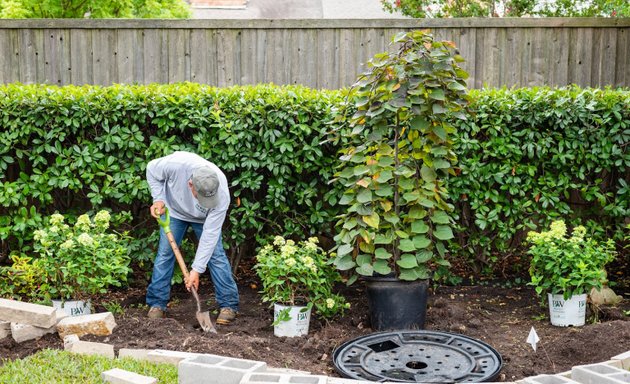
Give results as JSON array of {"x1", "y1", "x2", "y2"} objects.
[
  {"x1": 273, "y1": 303, "x2": 311, "y2": 337},
  {"x1": 52, "y1": 299, "x2": 91, "y2": 317},
  {"x1": 547, "y1": 293, "x2": 586, "y2": 327}
]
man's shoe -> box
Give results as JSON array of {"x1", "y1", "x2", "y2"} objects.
[
  {"x1": 147, "y1": 307, "x2": 164, "y2": 319},
  {"x1": 216, "y1": 308, "x2": 237, "y2": 325}
]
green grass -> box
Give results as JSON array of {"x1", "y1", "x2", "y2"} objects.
[{"x1": 0, "y1": 349, "x2": 178, "y2": 383}]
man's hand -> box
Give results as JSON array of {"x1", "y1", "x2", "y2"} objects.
[
  {"x1": 186, "y1": 270, "x2": 200, "y2": 292},
  {"x1": 150, "y1": 201, "x2": 166, "y2": 218}
]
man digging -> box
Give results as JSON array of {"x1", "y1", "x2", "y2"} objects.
[{"x1": 145, "y1": 151, "x2": 240, "y2": 325}]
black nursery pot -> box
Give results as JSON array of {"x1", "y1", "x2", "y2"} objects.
[{"x1": 365, "y1": 275, "x2": 429, "y2": 331}]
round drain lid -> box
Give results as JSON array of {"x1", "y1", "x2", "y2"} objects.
[{"x1": 333, "y1": 330, "x2": 502, "y2": 383}]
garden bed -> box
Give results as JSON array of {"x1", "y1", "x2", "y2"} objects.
[{"x1": 1, "y1": 269, "x2": 628, "y2": 382}]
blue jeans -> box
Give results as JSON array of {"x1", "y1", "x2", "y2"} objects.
[{"x1": 146, "y1": 216, "x2": 239, "y2": 312}]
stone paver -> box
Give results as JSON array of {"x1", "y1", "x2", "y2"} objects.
[
  {"x1": 66, "y1": 340, "x2": 115, "y2": 358},
  {"x1": 56, "y1": 312, "x2": 116, "y2": 338},
  {"x1": 102, "y1": 368, "x2": 157, "y2": 384},
  {"x1": 0, "y1": 298, "x2": 57, "y2": 328},
  {"x1": 10, "y1": 322, "x2": 56, "y2": 343},
  {"x1": 63, "y1": 334, "x2": 80, "y2": 349},
  {"x1": 0, "y1": 321, "x2": 10, "y2": 339},
  {"x1": 118, "y1": 348, "x2": 153, "y2": 361}
]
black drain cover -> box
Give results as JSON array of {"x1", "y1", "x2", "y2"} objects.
[{"x1": 332, "y1": 330, "x2": 502, "y2": 383}]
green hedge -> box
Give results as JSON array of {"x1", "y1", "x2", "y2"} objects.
[
  {"x1": 450, "y1": 87, "x2": 629, "y2": 275},
  {"x1": 0, "y1": 84, "x2": 627, "y2": 276},
  {"x1": 0, "y1": 83, "x2": 346, "y2": 267}
]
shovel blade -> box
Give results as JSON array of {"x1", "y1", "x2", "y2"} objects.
[{"x1": 196, "y1": 311, "x2": 217, "y2": 333}]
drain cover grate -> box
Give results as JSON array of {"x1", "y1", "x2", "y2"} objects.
[{"x1": 333, "y1": 330, "x2": 502, "y2": 383}]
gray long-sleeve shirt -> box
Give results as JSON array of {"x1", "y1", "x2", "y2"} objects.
[{"x1": 146, "y1": 151, "x2": 230, "y2": 274}]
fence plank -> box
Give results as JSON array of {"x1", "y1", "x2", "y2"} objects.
[
  {"x1": 548, "y1": 28, "x2": 570, "y2": 87},
  {"x1": 92, "y1": 29, "x2": 117, "y2": 86},
  {"x1": 116, "y1": 29, "x2": 136, "y2": 84},
  {"x1": 0, "y1": 19, "x2": 627, "y2": 89},
  {"x1": 69, "y1": 29, "x2": 92, "y2": 85},
  {"x1": 167, "y1": 29, "x2": 189, "y2": 83},
  {"x1": 616, "y1": 28, "x2": 629, "y2": 87}
]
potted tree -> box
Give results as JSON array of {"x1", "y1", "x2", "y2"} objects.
[
  {"x1": 527, "y1": 220, "x2": 616, "y2": 327},
  {"x1": 331, "y1": 31, "x2": 469, "y2": 330},
  {"x1": 254, "y1": 236, "x2": 349, "y2": 337}
]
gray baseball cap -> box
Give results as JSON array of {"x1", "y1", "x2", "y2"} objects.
[{"x1": 191, "y1": 166, "x2": 220, "y2": 209}]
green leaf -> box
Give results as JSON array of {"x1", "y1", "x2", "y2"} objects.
[
  {"x1": 356, "y1": 263, "x2": 374, "y2": 276},
  {"x1": 373, "y1": 260, "x2": 392, "y2": 275},
  {"x1": 335, "y1": 255, "x2": 356, "y2": 270},
  {"x1": 420, "y1": 166, "x2": 436, "y2": 182},
  {"x1": 337, "y1": 244, "x2": 353, "y2": 256},
  {"x1": 416, "y1": 250, "x2": 433, "y2": 263},
  {"x1": 399, "y1": 239, "x2": 416, "y2": 252},
  {"x1": 375, "y1": 248, "x2": 392, "y2": 259},
  {"x1": 363, "y1": 212, "x2": 380, "y2": 228},
  {"x1": 429, "y1": 89, "x2": 445, "y2": 101},
  {"x1": 376, "y1": 170, "x2": 393, "y2": 183},
  {"x1": 411, "y1": 221, "x2": 429, "y2": 234},
  {"x1": 375, "y1": 234, "x2": 393, "y2": 244},
  {"x1": 413, "y1": 235, "x2": 431, "y2": 249},
  {"x1": 432, "y1": 125, "x2": 447, "y2": 141},
  {"x1": 434, "y1": 225, "x2": 454, "y2": 240},
  {"x1": 397, "y1": 254, "x2": 418, "y2": 268},
  {"x1": 357, "y1": 254, "x2": 372, "y2": 266},
  {"x1": 410, "y1": 117, "x2": 430, "y2": 131},
  {"x1": 357, "y1": 189, "x2": 372, "y2": 203},
  {"x1": 431, "y1": 211, "x2": 450, "y2": 224}
]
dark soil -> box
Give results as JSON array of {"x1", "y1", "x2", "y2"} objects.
[{"x1": 1, "y1": 267, "x2": 629, "y2": 382}]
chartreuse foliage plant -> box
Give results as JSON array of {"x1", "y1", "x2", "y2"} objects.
[
  {"x1": 0, "y1": 210, "x2": 131, "y2": 301},
  {"x1": 0, "y1": 349, "x2": 177, "y2": 384},
  {"x1": 332, "y1": 31, "x2": 469, "y2": 284},
  {"x1": 254, "y1": 236, "x2": 349, "y2": 322},
  {"x1": 527, "y1": 220, "x2": 616, "y2": 300}
]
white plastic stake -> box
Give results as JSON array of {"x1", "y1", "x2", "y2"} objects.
[{"x1": 527, "y1": 326, "x2": 540, "y2": 352}]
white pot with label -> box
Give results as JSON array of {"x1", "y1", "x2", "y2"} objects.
[
  {"x1": 52, "y1": 299, "x2": 91, "y2": 317},
  {"x1": 547, "y1": 293, "x2": 586, "y2": 327},
  {"x1": 273, "y1": 303, "x2": 311, "y2": 337}
]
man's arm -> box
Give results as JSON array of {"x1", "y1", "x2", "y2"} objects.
[
  {"x1": 186, "y1": 209, "x2": 227, "y2": 291},
  {"x1": 146, "y1": 158, "x2": 170, "y2": 217}
]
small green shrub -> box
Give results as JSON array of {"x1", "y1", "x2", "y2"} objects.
[
  {"x1": 0, "y1": 210, "x2": 131, "y2": 301},
  {"x1": 527, "y1": 220, "x2": 616, "y2": 299},
  {"x1": 254, "y1": 236, "x2": 349, "y2": 320}
]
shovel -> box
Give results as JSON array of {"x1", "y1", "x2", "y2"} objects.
[{"x1": 156, "y1": 207, "x2": 217, "y2": 333}]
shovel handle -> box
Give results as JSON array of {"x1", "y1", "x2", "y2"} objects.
[{"x1": 156, "y1": 208, "x2": 189, "y2": 281}]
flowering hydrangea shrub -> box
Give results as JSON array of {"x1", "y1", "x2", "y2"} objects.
[
  {"x1": 527, "y1": 220, "x2": 616, "y2": 299},
  {"x1": 254, "y1": 236, "x2": 349, "y2": 320},
  {"x1": 28, "y1": 210, "x2": 132, "y2": 301}
]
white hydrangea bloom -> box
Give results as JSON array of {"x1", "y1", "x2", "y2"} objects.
[
  {"x1": 60, "y1": 239, "x2": 74, "y2": 250},
  {"x1": 50, "y1": 213, "x2": 65, "y2": 225},
  {"x1": 75, "y1": 214, "x2": 92, "y2": 231},
  {"x1": 77, "y1": 233, "x2": 94, "y2": 247}
]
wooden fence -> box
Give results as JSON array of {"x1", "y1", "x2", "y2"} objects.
[{"x1": 0, "y1": 18, "x2": 628, "y2": 89}]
